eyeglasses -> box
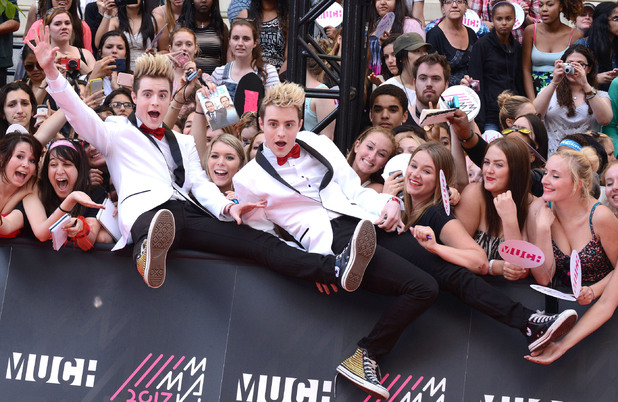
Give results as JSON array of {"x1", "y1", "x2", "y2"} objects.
[
  {"x1": 566, "y1": 61, "x2": 589, "y2": 68},
  {"x1": 109, "y1": 102, "x2": 133, "y2": 109},
  {"x1": 444, "y1": 0, "x2": 466, "y2": 5},
  {"x1": 502, "y1": 128, "x2": 532, "y2": 135},
  {"x1": 24, "y1": 62, "x2": 42, "y2": 71}
]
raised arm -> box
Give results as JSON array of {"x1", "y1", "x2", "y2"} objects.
[{"x1": 522, "y1": 25, "x2": 535, "y2": 100}]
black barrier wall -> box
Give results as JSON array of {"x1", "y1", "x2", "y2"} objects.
[{"x1": 0, "y1": 240, "x2": 616, "y2": 401}]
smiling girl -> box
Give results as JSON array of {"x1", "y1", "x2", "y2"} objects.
[
  {"x1": 205, "y1": 133, "x2": 245, "y2": 197},
  {"x1": 208, "y1": 19, "x2": 280, "y2": 101},
  {"x1": 346, "y1": 127, "x2": 398, "y2": 194},
  {"x1": 531, "y1": 148, "x2": 618, "y2": 299}
]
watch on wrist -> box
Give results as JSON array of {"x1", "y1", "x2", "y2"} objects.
[{"x1": 585, "y1": 87, "x2": 598, "y2": 100}]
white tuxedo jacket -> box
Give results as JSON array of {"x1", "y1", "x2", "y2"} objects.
[
  {"x1": 233, "y1": 131, "x2": 392, "y2": 255},
  {"x1": 47, "y1": 75, "x2": 231, "y2": 250}
]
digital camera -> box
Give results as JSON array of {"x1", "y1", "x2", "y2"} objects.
[
  {"x1": 58, "y1": 58, "x2": 80, "y2": 71},
  {"x1": 563, "y1": 63, "x2": 576, "y2": 75}
]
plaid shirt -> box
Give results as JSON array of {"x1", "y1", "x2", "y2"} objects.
[{"x1": 468, "y1": 0, "x2": 540, "y2": 43}]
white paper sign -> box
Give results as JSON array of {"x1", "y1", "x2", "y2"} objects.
[
  {"x1": 570, "y1": 250, "x2": 582, "y2": 298},
  {"x1": 513, "y1": 3, "x2": 525, "y2": 30},
  {"x1": 316, "y1": 3, "x2": 344, "y2": 28},
  {"x1": 530, "y1": 284, "x2": 576, "y2": 302},
  {"x1": 439, "y1": 169, "x2": 450, "y2": 216},
  {"x1": 374, "y1": 12, "x2": 395, "y2": 38},
  {"x1": 440, "y1": 85, "x2": 481, "y2": 121},
  {"x1": 498, "y1": 240, "x2": 545, "y2": 269},
  {"x1": 462, "y1": 9, "x2": 482, "y2": 33}
]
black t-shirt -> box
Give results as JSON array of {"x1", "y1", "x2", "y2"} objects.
[{"x1": 415, "y1": 203, "x2": 455, "y2": 242}]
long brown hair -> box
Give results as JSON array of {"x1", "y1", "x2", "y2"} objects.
[
  {"x1": 482, "y1": 137, "x2": 531, "y2": 237},
  {"x1": 346, "y1": 127, "x2": 396, "y2": 185},
  {"x1": 230, "y1": 19, "x2": 267, "y2": 83},
  {"x1": 403, "y1": 142, "x2": 455, "y2": 229},
  {"x1": 557, "y1": 45, "x2": 598, "y2": 117}
]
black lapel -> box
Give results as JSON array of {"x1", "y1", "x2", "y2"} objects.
[
  {"x1": 255, "y1": 144, "x2": 300, "y2": 194},
  {"x1": 296, "y1": 139, "x2": 333, "y2": 190},
  {"x1": 129, "y1": 113, "x2": 185, "y2": 187}
]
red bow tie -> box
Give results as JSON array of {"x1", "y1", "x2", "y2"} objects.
[
  {"x1": 140, "y1": 124, "x2": 165, "y2": 140},
  {"x1": 277, "y1": 144, "x2": 301, "y2": 165}
]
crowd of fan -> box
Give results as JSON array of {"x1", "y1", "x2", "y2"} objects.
[{"x1": 0, "y1": 0, "x2": 617, "y2": 377}]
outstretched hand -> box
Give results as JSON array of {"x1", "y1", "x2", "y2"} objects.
[
  {"x1": 230, "y1": 200, "x2": 267, "y2": 224},
  {"x1": 524, "y1": 341, "x2": 565, "y2": 365},
  {"x1": 25, "y1": 26, "x2": 60, "y2": 80}
]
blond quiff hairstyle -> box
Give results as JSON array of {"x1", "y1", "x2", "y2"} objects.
[
  {"x1": 132, "y1": 54, "x2": 174, "y2": 93},
  {"x1": 259, "y1": 82, "x2": 305, "y2": 121}
]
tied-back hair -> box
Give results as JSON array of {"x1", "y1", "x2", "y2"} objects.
[
  {"x1": 497, "y1": 90, "x2": 533, "y2": 130},
  {"x1": 118, "y1": 0, "x2": 157, "y2": 48},
  {"x1": 554, "y1": 146, "x2": 599, "y2": 199},
  {"x1": 248, "y1": 0, "x2": 289, "y2": 44},
  {"x1": 0, "y1": 81, "x2": 37, "y2": 136},
  {"x1": 178, "y1": 0, "x2": 228, "y2": 58},
  {"x1": 169, "y1": 27, "x2": 200, "y2": 58},
  {"x1": 513, "y1": 113, "x2": 549, "y2": 166},
  {"x1": 259, "y1": 82, "x2": 305, "y2": 121},
  {"x1": 557, "y1": 45, "x2": 598, "y2": 117},
  {"x1": 44, "y1": 8, "x2": 75, "y2": 43},
  {"x1": 132, "y1": 53, "x2": 174, "y2": 93},
  {"x1": 39, "y1": 140, "x2": 91, "y2": 216},
  {"x1": 230, "y1": 19, "x2": 267, "y2": 83},
  {"x1": 557, "y1": 0, "x2": 584, "y2": 22},
  {"x1": 206, "y1": 133, "x2": 246, "y2": 180},
  {"x1": 38, "y1": 0, "x2": 85, "y2": 49},
  {"x1": 0, "y1": 133, "x2": 43, "y2": 184},
  {"x1": 482, "y1": 137, "x2": 531, "y2": 237},
  {"x1": 346, "y1": 126, "x2": 396, "y2": 185},
  {"x1": 587, "y1": 2, "x2": 618, "y2": 74},
  {"x1": 403, "y1": 142, "x2": 455, "y2": 229}
]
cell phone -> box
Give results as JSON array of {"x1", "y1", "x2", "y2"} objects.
[
  {"x1": 114, "y1": 0, "x2": 138, "y2": 7},
  {"x1": 89, "y1": 78, "x2": 104, "y2": 96},
  {"x1": 173, "y1": 53, "x2": 190, "y2": 68},
  {"x1": 117, "y1": 72, "x2": 134, "y2": 88},
  {"x1": 113, "y1": 58, "x2": 126, "y2": 72},
  {"x1": 469, "y1": 80, "x2": 480, "y2": 92},
  {"x1": 186, "y1": 69, "x2": 198, "y2": 82},
  {"x1": 36, "y1": 105, "x2": 48, "y2": 125}
]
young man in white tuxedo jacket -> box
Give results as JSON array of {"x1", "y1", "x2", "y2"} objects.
[
  {"x1": 231, "y1": 83, "x2": 440, "y2": 400},
  {"x1": 27, "y1": 28, "x2": 375, "y2": 293}
]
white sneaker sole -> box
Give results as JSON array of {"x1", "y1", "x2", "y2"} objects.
[
  {"x1": 528, "y1": 309, "x2": 578, "y2": 352},
  {"x1": 341, "y1": 220, "x2": 376, "y2": 292},
  {"x1": 336, "y1": 364, "x2": 389, "y2": 399},
  {"x1": 143, "y1": 209, "x2": 175, "y2": 288}
]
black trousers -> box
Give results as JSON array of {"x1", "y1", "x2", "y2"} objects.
[
  {"x1": 131, "y1": 200, "x2": 337, "y2": 283},
  {"x1": 330, "y1": 216, "x2": 439, "y2": 360},
  {"x1": 378, "y1": 233, "x2": 533, "y2": 332}
]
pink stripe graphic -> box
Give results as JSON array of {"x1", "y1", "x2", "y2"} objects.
[
  {"x1": 411, "y1": 376, "x2": 424, "y2": 390},
  {"x1": 110, "y1": 353, "x2": 152, "y2": 400},
  {"x1": 389, "y1": 375, "x2": 412, "y2": 401},
  {"x1": 134, "y1": 354, "x2": 163, "y2": 387},
  {"x1": 145, "y1": 355, "x2": 175, "y2": 388},
  {"x1": 173, "y1": 356, "x2": 185, "y2": 370}
]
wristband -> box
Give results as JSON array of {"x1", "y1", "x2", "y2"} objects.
[
  {"x1": 103, "y1": 13, "x2": 114, "y2": 18},
  {"x1": 459, "y1": 131, "x2": 476, "y2": 143},
  {"x1": 223, "y1": 203, "x2": 233, "y2": 216},
  {"x1": 194, "y1": 110, "x2": 204, "y2": 115},
  {"x1": 59, "y1": 205, "x2": 71, "y2": 213},
  {"x1": 489, "y1": 259, "x2": 496, "y2": 276},
  {"x1": 169, "y1": 104, "x2": 181, "y2": 110}
]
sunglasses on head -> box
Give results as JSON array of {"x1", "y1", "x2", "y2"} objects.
[{"x1": 502, "y1": 128, "x2": 532, "y2": 135}]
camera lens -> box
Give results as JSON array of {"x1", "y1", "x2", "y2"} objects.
[{"x1": 67, "y1": 59, "x2": 78, "y2": 70}]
